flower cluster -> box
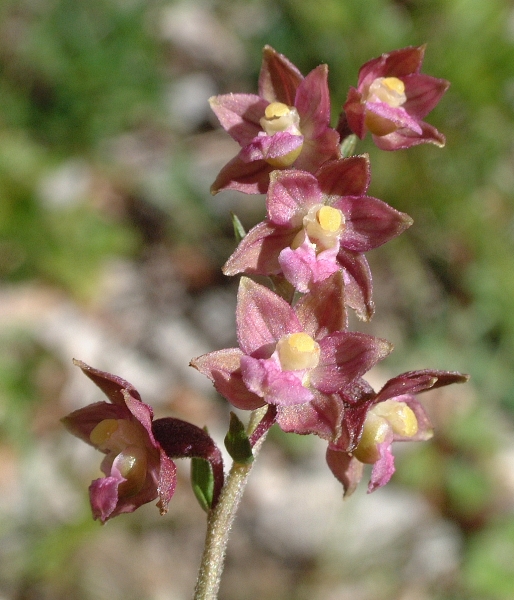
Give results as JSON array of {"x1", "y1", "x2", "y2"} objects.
[
  {"x1": 193, "y1": 45, "x2": 467, "y2": 495},
  {"x1": 63, "y1": 45, "x2": 467, "y2": 521}
]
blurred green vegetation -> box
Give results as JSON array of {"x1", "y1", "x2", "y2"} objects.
[{"x1": 1, "y1": 0, "x2": 514, "y2": 599}]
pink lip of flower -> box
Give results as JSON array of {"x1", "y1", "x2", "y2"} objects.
[
  {"x1": 209, "y1": 45, "x2": 340, "y2": 195},
  {"x1": 190, "y1": 275, "x2": 393, "y2": 419},
  {"x1": 222, "y1": 156, "x2": 413, "y2": 320},
  {"x1": 342, "y1": 45, "x2": 450, "y2": 151},
  {"x1": 323, "y1": 369, "x2": 469, "y2": 495},
  {"x1": 62, "y1": 361, "x2": 224, "y2": 523}
]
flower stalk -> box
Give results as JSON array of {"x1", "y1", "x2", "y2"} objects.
[{"x1": 193, "y1": 413, "x2": 268, "y2": 600}]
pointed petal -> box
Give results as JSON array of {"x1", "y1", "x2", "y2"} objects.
[
  {"x1": 336, "y1": 250, "x2": 374, "y2": 321},
  {"x1": 335, "y1": 195, "x2": 413, "y2": 252},
  {"x1": 276, "y1": 390, "x2": 345, "y2": 440},
  {"x1": 190, "y1": 348, "x2": 265, "y2": 410},
  {"x1": 122, "y1": 390, "x2": 157, "y2": 444},
  {"x1": 359, "y1": 46, "x2": 425, "y2": 88},
  {"x1": 343, "y1": 87, "x2": 366, "y2": 139},
  {"x1": 376, "y1": 369, "x2": 469, "y2": 402},
  {"x1": 295, "y1": 64, "x2": 331, "y2": 138},
  {"x1": 236, "y1": 278, "x2": 300, "y2": 356},
  {"x1": 294, "y1": 271, "x2": 347, "y2": 339},
  {"x1": 156, "y1": 452, "x2": 177, "y2": 515},
  {"x1": 316, "y1": 155, "x2": 370, "y2": 197},
  {"x1": 223, "y1": 221, "x2": 295, "y2": 276},
  {"x1": 373, "y1": 120, "x2": 446, "y2": 150},
  {"x1": 326, "y1": 448, "x2": 364, "y2": 497},
  {"x1": 211, "y1": 152, "x2": 272, "y2": 195},
  {"x1": 73, "y1": 359, "x2": 142, "y2": 405},
  {"x1": 267, "y1": 169, "x2": 322, "y2": 227},
  {"x1": 259, "y1": 45, "x2": 303, "y2": 105},
  {"x1": 381, "y1": 45, "x2": 426, "y2": 77},
  {"x1": 312, "y1": 333, "x2": 392, "y2": 394},
  {"x1": 403, "y1": 74, "x2": 450, "y2": 119},
  {"x1": 209, "y1": 94, "x2": 268, "y2": 146}
]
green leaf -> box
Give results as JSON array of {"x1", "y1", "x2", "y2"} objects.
[
  {"x1": 231, "y1": 212, "x2": 246, "y2": 244},
  {"x1": 191, "y1": 457, "x2": 215, "y2": 512},
  {"x1": 224, "y1": 412, "x2": 254, "y2": 465}
]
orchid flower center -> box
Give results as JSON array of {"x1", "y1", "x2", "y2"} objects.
[
  {"x1": 292, "y1": 204, "x2": 345, "y2": 251},
  {"x1": 363, "y1": 77, "x2": 407, "y2": 136},
  {"x1": 115, "y1": 445, "x2": 148, "y2": 497},
  {"x1": 90, "y1": 418, "x2": 149, "y2": 497},
  {"x1": 276, "y1": 332, "x2": 320, "y2": 372},
  {"x1": 366, "y1": 77, "x2": 406, "y2": 107},
  {"x1": 352, "y1": 400, "x2": 418, "y2": 464},
  {"x1": 260, "y1": 101, "x2": 303, "y2": 168}
]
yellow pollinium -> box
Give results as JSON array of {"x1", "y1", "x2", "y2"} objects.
[
  {"x1": 352, "y1": 413, "x2": 390, "y2": 464},
  {"x1": 289, "y1": 332, "x2": 317, "y2": 353},
  {"x1": 277, "y1": 332, "x2": 321, "y2": 371},
  {"x1": 317, "y1": 206, "x2": 343, "y2": 233},
  {"x1": 374, "y1": 399, "x2": 418, "y2": 438},
  {"x1": 352, "y1": 400, "x2": 419, "y2": 464},
  {"x1": 367, "y1": 76, "x2": 406, "y2": 107},
  {"x1": 381, "y1": 77, "x2": 406, "y2": 97},
  {"x1": 264, "y1": 102, "x2": 292, "y2": 120}
]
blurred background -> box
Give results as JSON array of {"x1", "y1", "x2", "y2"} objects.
[{"x1": 1, "y1": 0, "x2": 513, "y2": 598}]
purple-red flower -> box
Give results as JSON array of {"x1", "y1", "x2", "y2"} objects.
[
  {"x1": 191, "y1": 275, "x2": 392, "y2": 436},
  {"x1": 342, "y1": 45, "x2": 449, "y2": 150},
  {"x1": 210, "y1": 45, "x2": 340, "y2": 194},
  {"x1": 62, "y1": 360, "x2": 223, "y2": 523},
  {"x1": 223, "y1": 156, "x2": 412, "y2": 320},
  {"x1": 324, "y1": 369, "x2": 469, "y2": 495}
]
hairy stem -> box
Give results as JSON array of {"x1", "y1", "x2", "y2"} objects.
[{"x1": 192, "y1": 412, "x2": 267, "y2": 600}]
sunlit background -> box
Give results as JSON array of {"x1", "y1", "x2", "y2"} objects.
[{"x1": 1, "y1": 0, "x2": 514, "y2": 598}]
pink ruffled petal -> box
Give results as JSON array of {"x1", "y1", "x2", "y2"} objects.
[
  {"x1": 279, "y1": 238, "x2": 340, "y2": 294},
  {"x1": 240, "y1": 132, "x2": 304, "y2": 164},
  {"x1": 373, "y1": 120, "x2": 446, "y2": 150},
  {"x1": 240, "y1": 355, "x2": 314, "y2": 406},
  {"x1": 365, "y1": 102, "x2": 423, "y2": 135},
  {"x1": 89, "y1": 475, "x2": 122, "y2": 524},
  {"x1": 368, "y1": 439, "x2": 396, "y2": 493}
]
